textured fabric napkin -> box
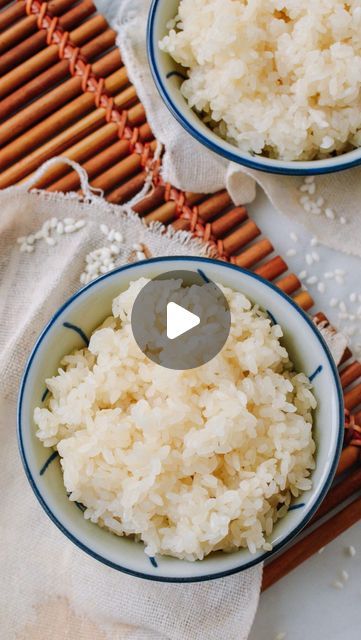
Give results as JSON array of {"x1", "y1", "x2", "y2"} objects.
[
  {"x1": 114, "y1": 0, "x2": 361, "y2": 258},
  {"x1": 0, "y1": 163, "x2": 262, "y2": 640}
]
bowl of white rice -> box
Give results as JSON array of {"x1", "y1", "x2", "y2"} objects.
[
  {"x1": 18, "y1": 257, "x2": 343, "y2": 582},
  {"x1": 148, "y1": 0, "x2": 361, "y2": 175}
]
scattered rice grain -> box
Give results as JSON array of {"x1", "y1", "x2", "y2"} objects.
[
  {"x1": 331, "y1": 580, "x2": 344, "y2": 590},
  {"x1": 325, "y1": 208, "x2": 335, "y2": 220}
]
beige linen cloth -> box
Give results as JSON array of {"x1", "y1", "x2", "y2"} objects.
[
  {"x1": 115, "y1": 0, "x2": 361, "y2": 258},
  {"x1": 0, "y1": 162, "x2": 262, "y2": 640}
]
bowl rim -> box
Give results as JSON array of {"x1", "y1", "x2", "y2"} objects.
[
  {"x1": 147, "y1": 0, "x2": 361, "y2": 176},
  {"x1": 17, "y1": 256, "x2": 344, "y2": 583}
]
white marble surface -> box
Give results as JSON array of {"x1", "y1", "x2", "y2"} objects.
[
  {"x1": 248, "y1": 189, "x2": 361, "y2": 357},
  {"x1": 249, "y1": 521, "x2": 361, "y2": 640},
  {"x1": 235, "y1": 191, "x2": 361, "y2": 640},
  {"x1": 95, "y1": 2, "x2": 361, "y2": 637}
]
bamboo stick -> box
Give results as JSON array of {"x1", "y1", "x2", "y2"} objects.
[
  {"x1": 0, "y1": 80, "x2": 135, "y2": 184},
  {"x1": 340, "y1": 348, "x2": 353, "y2": 366},
  {"x1": 35, "y1": 122, "x2": 151, "y2": 191},
  {"x1": 0, "y1": 0, "x2": 29, "y2": 32},
  {"x1": 43, "y1": 122, "x2": 151, "y2": 191},
  {"x1": 276, "y1": 273, "x2": 301, "y2": 296},
  {"x1": 260, "y1": 459, "x2": 361, "y2": 593},
  {"x1": 345, "y1": 384, "x2": 361, "y2": 411},
  {"x1": 0, "y1": 13, "x2": 41, "y2": 56},
  {"x1": 255, "y1": 256, "x2": 288, "y2": 280},
  {"x1": 49, "y1": 139, "x2": 131, "y2": 192},
  {"x1": 311, "y1": 466, "x2": 361, "y2": 524},
  {"x1": 107, "y1": 170, "x2": 148, "y2": 204},
  {"x1": 0, "y1": 54, "x2": 126, "y2": 146},
  {"x1": 210, "y1": 206, "x2": 248, "y2": 238},
  {"x1": 144, "y1": 193, "x2": 203, "y2": 224},
  {"x1": 91, "y1": 155, "x2": 144, "y2": 193},
  {"x1": 0, "y1": 0, "x2": 14, "y2": 10},
  {"x1": 0, "y1": 87, "x2": 138, "y2": 189},
  {"x1": 231, "y1": 239, "x2": 273, "y2": 269},
  {"x1": 222, "y1": 221, "x2": 261, "y2": 256},
  {"x1": 340, "y1": 362, "x2": 361, "y2": 389},
  {"x1": 171, "y1": 218, "x2": 191, "y2": 232},
  {"x1": 0, "y1": 11, "x2": 107, "y2": 99},
  {"x1": 109, "y1": 172, "x2": 199, "y2": 207},
  {"x1": 135, "y1": 208, "x2": 311, "y2": 312},
  {"x1": 89, "y1": 140, "x2": 157, "y2": 193},
  {"x1": 336, "y1": 445, "x2": 361, "y2": 477},
  {"x1": 0, "y1": 0, "x2": 96, "y2": 76},
  {"x1": 261, "y1": 461, "x2": 361, "y2": 598},
  {"x1": 169, "y1": 214, "x2": 271, "y2": 271},
  {"x1": 37, "y1": 124, "x2": 120, "y2": 188},
  {"x1": 132, "y1": 185, "x2": 166, "y2": 216},
  {"x1": 0, "y1": 0, "x2": 78, "y2": 56},
  {"x1": 166, "y1": 191, "x2": 232, "y2": 227},
  {"x1": 293, "y1": 290, "x2": 314, "y2": 311},
  {"x1": 0, "y1": 41, "x2": 119, "y2": 123},
  {"x1": 262, "y1": 495, "x2": 361, "y2": 591},
  {"x1": 313, "y1": 312, "x2": 353, "y2": 365},
  {"x1": 122, "y1": 102, "x2": 145, "y2": 125},
  {"x1": 196, "y1": 190, "x2": 232, "y2": 221}
]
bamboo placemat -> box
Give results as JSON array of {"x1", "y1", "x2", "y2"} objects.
[{"x1": 1, "y1": 0, "x2": 361, "y2": 589}]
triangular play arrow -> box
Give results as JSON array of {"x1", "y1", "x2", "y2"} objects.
[{"x1": 166, "y1": 302, "x2": 200, "y2": 340}]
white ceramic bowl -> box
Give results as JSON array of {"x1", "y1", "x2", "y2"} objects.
[
  {"x1": 147, "y1": 0, "x2": 361, "y2": 176},
  {"x1": 18, "y1": 257, "x2": 344, "y2": 582}
]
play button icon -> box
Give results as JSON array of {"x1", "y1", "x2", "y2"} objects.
[
  {"x1": 167, "y1": 302, "x2": 200, "y2": 340},
  {"x1": 131, "y1": 269, "x2": 231, "y2": 370}
]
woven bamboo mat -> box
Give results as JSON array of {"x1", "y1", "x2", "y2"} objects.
[{"x1": 1, "y1": 0, "x2": 361, "y2": 589}]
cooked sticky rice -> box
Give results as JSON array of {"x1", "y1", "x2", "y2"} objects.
[
  {"x1": 34, "y1": 279, "x2": 316, "y2": 560},
  {"x1": 160, "y1": 0, "x2": 361, "y2": 160}
]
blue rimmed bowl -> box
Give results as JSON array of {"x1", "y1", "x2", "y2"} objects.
[
  {"x1": 147, "y1": 0, "x2": 361, "y2": 176},
  {"x1": 18, "y1": 257, "x2": 343, "y2": 582}
]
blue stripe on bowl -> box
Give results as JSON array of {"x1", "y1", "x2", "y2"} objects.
[
  {"x1": 267, "y1": 310, "x2": 277, "y2": 326},
  {"x1": 74, "y1": 501, "x2": 87, "y2": 513},
  {"x1": 288, "y1": 502, "x2": 306, "y2": 511},
  {"x1": 166, "y1": 70, "x2": 187, "y2": 81},
  {"x1": 63, "y1": 322, "x2": 89, "y2": 346},
  {"x1": 39, "y1": 450, "x2": 59, "y2": 476},
  {"x1": 197, "y1": 268, "x2": 210, "y2": 283},
  {"x1": 149, "y1": 556, "x2": 158, "y2": 568},
  {"x1": 309, "y1": 365, "x2": 323, "y2": 382}
]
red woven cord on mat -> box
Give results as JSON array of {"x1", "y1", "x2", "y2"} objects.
[{"x1": 23, "y1": 0, "x2": 230, "y2": 255}]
